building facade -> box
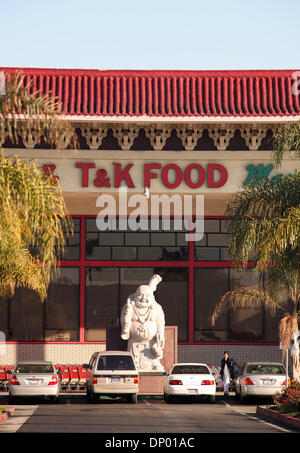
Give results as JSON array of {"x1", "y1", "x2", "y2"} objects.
[{"x1": 1, "y1": 68, "x2": 299, "y2": 367}]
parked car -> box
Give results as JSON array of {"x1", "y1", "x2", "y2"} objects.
[
  {"x1": 164, "y1": 363, "x2": 216, "y2": 403},
  {"x1": 235, "y1": 361, "x2": 290, "y2": 403},
  {"x1": 84, "y1": 351, "x2": 139, "y2": 403},
  {"x1": 8, "y1": 361, "x2": 60, "y2": 403},
  {"x1": 209, "y1": 366, "x2": 224, "y2": 391}
]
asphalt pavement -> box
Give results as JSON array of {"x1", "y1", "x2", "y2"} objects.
[{"x1": 0, "y1": 394, "x2": 298, "y2": 434}]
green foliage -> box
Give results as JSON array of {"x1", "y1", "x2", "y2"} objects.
[
  {"x1": 0, "y1": 155, "x2": 72, "y2": 300},
  {"x1": 273, "y1": 123, "x2": 300, "y2": 168},
  {"x1": 226, "y1": 172, "x2": 300, "y2": 270}
]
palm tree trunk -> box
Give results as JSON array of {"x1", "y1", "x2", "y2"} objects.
[{"x1": 291, "y1": 330, "x2": 300, "y2": 382}]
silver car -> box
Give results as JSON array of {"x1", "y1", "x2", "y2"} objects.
[
  {"x1": 85, "y1": 351, "x2": 139, "y2": 404},
  {"x1": 235, "y1": 361, "x2": 290, "y2": 403},
  {"x1": 9, "y1": 361, "x2": 60, "y2": 403}
]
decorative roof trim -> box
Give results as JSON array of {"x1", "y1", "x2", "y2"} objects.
[
  {"x1": 67, "y1": 115, "x2": 300, "y2": 123},
  {"x1": 2, "y1": 67, "x2": 300, "y2": 118}
]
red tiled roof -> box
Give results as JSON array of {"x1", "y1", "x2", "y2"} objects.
[{"x1": 2, "y1": 68, "x2": 300, "y2": 118}]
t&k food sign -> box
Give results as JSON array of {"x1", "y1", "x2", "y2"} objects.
[
  {"x1": 73, "y1": 162, "x2": 228, "y2": 189},
  {"x1": 40, "y1": 159, "x2": 295, "y2": 192}
]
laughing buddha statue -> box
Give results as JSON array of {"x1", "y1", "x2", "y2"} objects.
[{"x1": 120, "y1": 274, "x2": 165, "y2": 372}]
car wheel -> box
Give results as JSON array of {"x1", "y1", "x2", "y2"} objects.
[
  {"x1": 210, "y1": 394, "x2": 216, "y2": 403},
  {"x1": 239, "y1": 393, "x2": 247, "y2": 404},
  {"x1": 8, "y1": 395, "x2": 16, "y2": 404},
  {"x1": 87, "y1": 389, "x2": 97, "y2": 403},
  {"x1": 165, "y1": 394, "x2": 174, "y2": 404},
  {"x1": 131, "y1": 394, "x2": 138, "y2": 404}
]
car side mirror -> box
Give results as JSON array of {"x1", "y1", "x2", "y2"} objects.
[
  {"x1": 6, "y1": 370, "x2": 12, "y2": 374},
  {"x1": 82, "y1": 364, "x2": 89, "y2": 369},
  {"x1": 57, "y1": 370, "x2": 62, "y2": 375}
]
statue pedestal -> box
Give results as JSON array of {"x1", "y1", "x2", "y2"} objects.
[
  {"x1": 139, "y1": 372, "x2": 167, "y2": 395},
  {"x1": 106, "y1": 325, "x2": 178, "y2": 395}
]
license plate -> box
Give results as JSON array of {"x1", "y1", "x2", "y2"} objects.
[
  {"x1": 263, "y1": 380, "x2": 274, "y2": 385},
  {"x1": 29, "y1": 379, "x2": 41, "y2": 385},
  {"x1": 187, "y1": 389, "x2": 197, "y2": 394},
  {"x1": 111, "y1": 377, "x2": 120, "y2": 383}
]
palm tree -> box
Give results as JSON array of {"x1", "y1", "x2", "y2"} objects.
[
  {"x1": 211, "y1": 174, "x2": 300, "y2": 381},
  {"x1": 273, "y1": 123, "x2": 300, "y2": 168},
  {"x1": 0, "y1": 155, "x2": 72, "y2": 300},
  {"x1": 0, "y1": 71, "x2": 76, "y2": 299},
  {"x1": 0, "y1": 71, "x2": 77, "y2": 149},
  {"x1": 226, "y1": 172, "x2": 300, "y2": 271}
]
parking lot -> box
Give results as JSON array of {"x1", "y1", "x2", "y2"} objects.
[{"x1": 0, "y1": 393, "x2": 298, "y2": 434}]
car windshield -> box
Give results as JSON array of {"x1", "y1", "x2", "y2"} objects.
[
  {"x1": 246, "y1": 364, "x2": 285, "y2": 375},
  {"x1": 15, "y1": 364, "x2": 55, "y2": 374},
  {"x1": 97, "y1": 355, "x2": 135, "y2": 371},
  {"x1": 171, "y1": 365, "x2": 210, "y2": 374}
]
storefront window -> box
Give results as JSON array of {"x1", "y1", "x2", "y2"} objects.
[
  {"x1": 4, "y1": 216, "x2": 280, "y2": 345},
  {"x1": 85, "y1": 266, "x2": 188, "y2": 342},
  {"x1": 154, "y1": 267, "x2": 189, "y2": 342},
  {"x1": 85, "y1": 219, "x2": 189, "y2": 261},
  {"x1": 263, "y1": 272, "x2": 282, "y2": 342},
  {"x1": 0, "y1": 296, "x2": 8, "y2": 339},
  {"x1": 45, "y1": 267, "x2": 80, "y2": 341},
  {"x1": 85, "y1": 267, "x2": 119, "y2": 341},
  {"x1": 195, "y1": 219, "x2": 231, "y2": 261},
  {"x1": 194, "y1": 268, "x2": 229, "y2": 342},
  {"x1": 58, "y1": 218, "x2": 81, "y2": 261},
  {"x1": 10, "y1": 288, "x2": 44, "y2": 341},
  {"x1": 228, "y1": 269, "x2": 264, "y2": 342}
]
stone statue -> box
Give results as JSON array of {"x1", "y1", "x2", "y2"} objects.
[{"x1": 120, "y1": 274, "x2": 165, "y2": 372}]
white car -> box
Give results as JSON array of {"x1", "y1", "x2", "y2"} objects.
[
  {"x1": 8, "y1": 361, "x2": 60, "y2": 403},
  {"x1": 84, "y1": 351, "x2": 139, "y2": 403},
  {"x1": 235, "y1": 361, "x2": 290, "y2": 403},
  {"x1": 164, "y1": 363, "x2": 216, "y2": 403}
]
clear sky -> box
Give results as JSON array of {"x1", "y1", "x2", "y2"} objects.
[{"x1": 1, "y1": 0, "x2": 299, "y2": 70}]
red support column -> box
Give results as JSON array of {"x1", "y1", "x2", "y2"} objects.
[{"x1": 79, "y1": 216, "x2": 86, "y2": 343}]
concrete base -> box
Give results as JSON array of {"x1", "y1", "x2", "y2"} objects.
[{"x1": 138, "y1": 373, "x2": 167, "y2": 396}]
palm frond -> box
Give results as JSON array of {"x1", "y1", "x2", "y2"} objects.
[
  {"x1": 272, "y1": 123, "x2": 300, "y2": 168},
  {"x1": 211, "y1": 286, "x2": 285, "y2": 327},
  {"x1": 0, "y1": 72, "x2": 77, "y2": 149},
  {"x1": 225, "y1": 173, "x2": 300, "y2": 269},
  {"x1": 0, "y1": 155, "x2": 72, "y2": 299}
]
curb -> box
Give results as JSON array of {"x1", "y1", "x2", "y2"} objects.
[{"x1": 256, "y1": 406, "x2": 300, "y2": 431}]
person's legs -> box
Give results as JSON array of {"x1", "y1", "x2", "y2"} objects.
[{"x1": 224, "y1": 378, "x2": 230, "y2": 395}]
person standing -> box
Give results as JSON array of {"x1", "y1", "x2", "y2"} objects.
[{"x1": 220, "y1": 351, "x2": 237, "y2": 396}]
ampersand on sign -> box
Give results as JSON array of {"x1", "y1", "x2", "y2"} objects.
[
  {"x1": 93, "y1": 169, "x2": 111, "y2": 187},
  {"x1": 42, "y1": 164, "x2": 59, "y2": 185}
]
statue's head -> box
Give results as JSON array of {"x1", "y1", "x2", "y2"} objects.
[{"x1": 134, "y1": 285, "x2": 155, "y2": 308}]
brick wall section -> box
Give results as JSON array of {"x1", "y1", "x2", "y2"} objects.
[
  {"x1": 178, "y1": 344, "x2": 282, "y2": 369},
  {"x1": 1, "y1": 344, "x2": 106, "y2": 366},
  {"x1": 1, "y1": 343, "x2": 282, "y2": 368}
]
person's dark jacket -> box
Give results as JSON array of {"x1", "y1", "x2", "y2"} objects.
[{"x1": 220, "y1": 357, "x2": 238, "y2": 380}]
